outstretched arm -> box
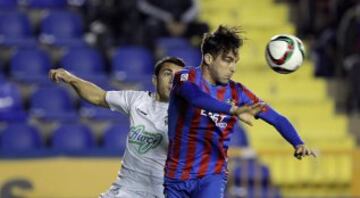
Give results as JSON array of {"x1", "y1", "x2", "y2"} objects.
[
  {"x1": 238, "y1": 83, "x2": 316, "y2": 159},
  {"x1": 49, "y1": 68, "x2": 108, "y2": 108},
  {"x1": 258, "y1": 107, "x2": 317, "y2": 159},
  {"x1": 174, "y1": 80, "x2": 264, "y2": 125},
  {"x1": 257, "y1": 107, "x2": 304, "y2": 147}
]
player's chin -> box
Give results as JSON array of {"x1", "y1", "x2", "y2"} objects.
[
  {"x1": 164, "y1": 91, "x2": 171, "y2": 99},
  {"x1": 220, "y1": 78, "x2": 230, "y2": 84}
]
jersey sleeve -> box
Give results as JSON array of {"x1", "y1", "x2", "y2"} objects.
[
  {"x1": 105, "y1": 90, "x2": 140, "y2": 114},
  {"x1": 172, "y1": 68, "x2": 233, "y2": 114},
  {"x1": 237, "y1": 83, "x2": 264, "y2": 106},
  {"x1": 257, "y1": 106, "x2": 304, "y2": 148},
  {"x1": 237, "y1": 83, "x2": 304, "y2": 147}
]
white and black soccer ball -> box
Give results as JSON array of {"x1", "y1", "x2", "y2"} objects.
[{"x1": 265, "y1": 34, "x2": 305, "y2": 74}]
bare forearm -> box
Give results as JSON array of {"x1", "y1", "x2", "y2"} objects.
[{"x1": 69, "y1": 77, "x2": 108, "y2": 108}]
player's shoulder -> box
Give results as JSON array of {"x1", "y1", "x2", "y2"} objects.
[
  {"x1": 231, "y1": 80, "x2": 261, "y2": 101},
  {"x1": 174, "y1": 66, "x2": 199, "y2": 82},
  {"x1": 230, "y1": 80, "x2": 256, "y2": 94},
  {"x1": 229, "y1": 80, "x2": 245, "y2": 89},
  {"x1": 175, "y1": 66, "x2": 195, "y2": 75},
  {"x1": 130, "y1": 90, "x2": 152, "y2": 98},
  {"x1": 108, "y1": 90, "x2": 151, "y2": 100}
]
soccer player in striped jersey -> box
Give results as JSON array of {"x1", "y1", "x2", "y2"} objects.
[{"x1": 164, "y1": 25, "x2": 316, "y2": 198}]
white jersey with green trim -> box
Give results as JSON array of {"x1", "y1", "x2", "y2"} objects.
[{"x1": 105, "y1": 90, "x2": 168, "y2": 196}]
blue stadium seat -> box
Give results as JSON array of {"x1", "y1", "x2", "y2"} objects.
[
  {"x1": 0, "y1": 0, "x2": 17, "y2": 9},
  {"x1": 165, "y1": 47, "x2": 201, "y2": 67},
  {"x1": 40, "y1": 10, "x2": 85, "y2": 47},
  {"x1": 156, "y1": 37, "x2": 192, "y2": 54},
  {"x1": 138, "y1": 77, "x2": 155, "y2": 92},
  {"x1": 246, "y1": 186, "x2": 282, "y2": 198},
  {"x1": 0, "y1": 78, "x2": 27, "y2": 122},
  {"x1": 51, "y1": 123, "x2": 95, "y2": 151},
  {"x1": 10, "y1": 47, "x2": 52, "y2": 84},
  {"x1": 30, "y1": 86, "x2": 78, "y2": 121},
  {"x1": 26, "y1": 0, "x2": 67, "y2": 8},
  {"x1": 112, "y1": 46, "x2": 154, "y2": 82},
  {"x1": 0, "y1": 11, "x2": 37, "y2": 47},
  {"x1": 227, "y1": 186, "x2": 282, "y2": 198},
  {"x1": 80, "y1": 101, "x2": 127, "y2": 121},
  {"x1": 229, "y1": 123, "x2": 249, "y2": 147},
  {"x1": 0, "y1": 123, "x2": 42, "y2": 151},
  {"x1": 61, "y1": 47, "x2": 107, "y2": 82},
  {"x1": 102, "y1": 123, "x2": 129, "y2": 154},
  {"x1": 232, "y1": 159, "x2": 271, "y2": 187}
]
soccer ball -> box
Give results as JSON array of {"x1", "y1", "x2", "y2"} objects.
[{"x1": 265, "y1": 34, "x2": 305, "y2": 74}]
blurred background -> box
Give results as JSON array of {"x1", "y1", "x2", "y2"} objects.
[{"x1": 0, "y1": 0, "x2": 359, "y2": 197}]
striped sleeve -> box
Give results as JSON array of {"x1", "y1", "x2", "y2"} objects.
[{"x1": 172, "y1": 68, "x2": 232, "y2": 114}]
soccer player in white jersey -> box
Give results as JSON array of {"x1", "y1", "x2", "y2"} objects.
[
  {"x1": 49, "y1": 57, "x2": 186, "y2": 198},
  {"x1": 49, "y1": 56, "x2": 261, "y2": 198}
]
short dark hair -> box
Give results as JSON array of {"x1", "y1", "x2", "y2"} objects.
[
  {"x1": 201, "y1": 25, "x2": 244, "y2": 58},
  {"x1": 154, "y1": 57, "x2": 186, "y2": 76}
]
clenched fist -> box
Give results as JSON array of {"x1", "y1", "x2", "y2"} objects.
[
  {"x1": 49, "y1": 68, "x2": 76, "y2": 84},
  {"x1": 294, "y1": 144, "x2": 317, "y2": 160}
]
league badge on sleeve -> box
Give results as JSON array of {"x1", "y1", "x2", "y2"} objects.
[{"x1": 180, "y1": 73, "x2": 189, "y2": 81}]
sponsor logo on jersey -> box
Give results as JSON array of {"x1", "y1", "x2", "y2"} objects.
[
  {"x1": 200, "y1": 110, "x2": 228, "y2": 128},
  {"x1": 128, "y1": 125, "x2": 163, "y2": 154}
]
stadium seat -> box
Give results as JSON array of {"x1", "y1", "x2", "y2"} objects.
[
  {"x1": 227, "y1": 185, "x2": 282, "y2": 198},
  {"x1": 40, "y1": 10, "x2": 86, "y2": 47},
  {"x1": 0, "y1": 78, "x2": 27, "y2": 122},
  {"x1": 0, "y1": 59, "x2": 3, "y2": 70},
  {"x1": 156, "y1": 37, "x2": 192, "y2": 55},
  {"x1": 0, "y1": 11, "x2": 37, "y2": 47},
  {"x1": 51, "y1": 123, "x2": 95, "y2": 151},
  {"x1": 60, "y1": 47, "x2": 107, "y2": 82},
  {"x1": 232, "y1": 159, "x2": 271, "y2": 187},
  {"x1": 111, "y1": 46, "x2": 154, "y2": 82},
  {"x1": 26, "y1": 0, "x2": 67, "y2": 8},
  {"x1": 80, "y1": 101, "x2": 127, "y2": 121},
  {"x1": 138, "y1": 77, "x2": 155, "y2": 92},
  {"x1": 10, "y1": 47, "x2": 52, "y2": 84},
  {"x1": 0, "y1": 123, "x2": 42, "y2": 151},
  {"x1": 229, "y1": 123, "x2": 249, "y2": 147},
  {"x1": 165, "y1": 47, "x2": 201, "y2": 67},
  {"x1": 102, "y1": 123, "x2": 129, "y2": 154},
  {"x1": 0, "y1": 0, "x2": 17, "y2": 9},
  {"x1": 30, "y1": 86, "x2": 78, "y2": 121}
]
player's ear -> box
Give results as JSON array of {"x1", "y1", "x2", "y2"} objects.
[
  {"x1": 152, "y1": 74, "x2": 157, "y2": 88},
  {"x1": 204, "y1": 53, "x2": 213, "y2": 65}
]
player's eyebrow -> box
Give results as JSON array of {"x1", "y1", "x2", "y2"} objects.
[
  {"x1": 162, "y1": 68, "x2": 173, "y2": 73},
  {"x1": 224, "y1": 55, "x2": 235, "y2": 61},
  {"x1": 225, "y1": 53, "x2": 239, "y2": 62}
]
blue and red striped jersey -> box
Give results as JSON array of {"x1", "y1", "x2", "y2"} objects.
[
  {"x1": 165, "y1": 66, "x2": 304, "y2": 180},
  {"x1": 165, "y1": 66, "x2": 262, "y2": 180}
]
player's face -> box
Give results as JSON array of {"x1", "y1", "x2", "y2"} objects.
[
  {"x1": 209, "y1": 50, "x2": 239, "y2": 84},
  {"x1": 154, "y1": 62, "x2": 183, "y2": 102}
]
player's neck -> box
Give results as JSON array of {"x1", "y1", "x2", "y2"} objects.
[
  {"x1": 201, "y1": 64, "x2": 216, "y2": 85},
  {"x1": 155, "y1": 92, "x2": 169, "y2": 103}
]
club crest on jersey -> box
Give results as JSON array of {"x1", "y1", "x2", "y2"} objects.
[
  {"x1": 128, "y1": 125, "x2": 163, "y2": 154},
  {"x1": 180, "y1": 73, "x2": 189, "y2": 81}
]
